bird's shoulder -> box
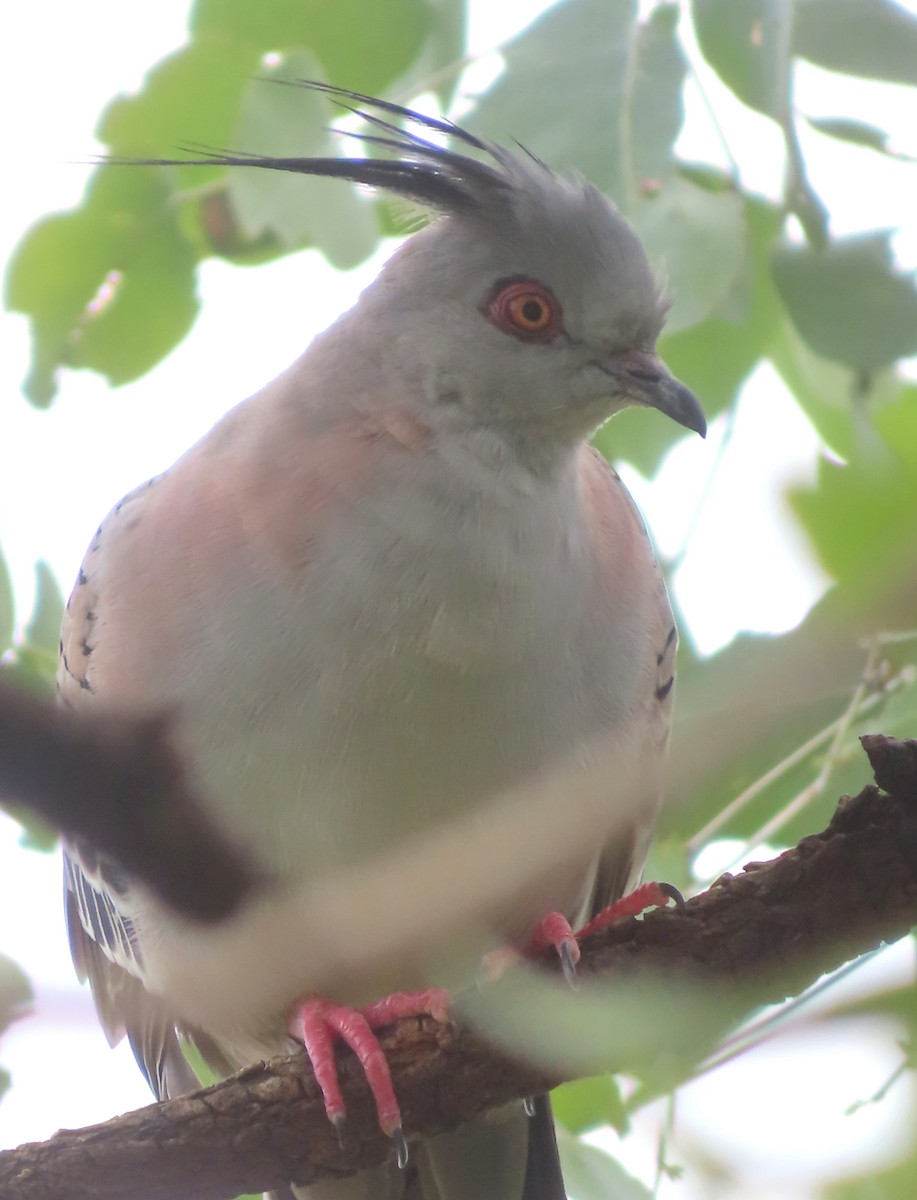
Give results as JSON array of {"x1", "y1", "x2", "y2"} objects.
[
  {"x1": 576, "y1": 443, "x2": 676, "y2": 663},
  {"x1": 56, "y1": 396, "x2": 432, "y2": 708}
]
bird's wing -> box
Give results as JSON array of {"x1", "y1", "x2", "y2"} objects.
[
  {"x1": 56, "y1": 402, "x2": 423, "y2": 1098},
  {"x1": 63, "y1": 846, "x2": 200, "y2": 1099},
  {"x1": 59, "y1": 478, "x2": 203, "y2": 1101},
  {"x1": 575, "y1": 446, "x2": 678, "y2": 919}
]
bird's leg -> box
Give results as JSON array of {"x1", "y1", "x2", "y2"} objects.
[
  {"x1": 523, "y1": 882, "x2": 685, "y2": 986},
  {"x1": 576, "y1": 880, "x2": 684, "y2": 940},
  {"x1": 293, "y1": 988, "x2": 451, "y2": 1161}
]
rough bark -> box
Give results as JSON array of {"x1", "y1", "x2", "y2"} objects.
[{"x1": 1, "y1": 736, "x2": 916, "y2": 1200}]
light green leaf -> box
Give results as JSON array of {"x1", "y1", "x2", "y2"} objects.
[
  {"x1": 190, "y1": 0, "x2": 433, "y2": 97},
  {"x1": 598, "y1": 195, "x2": 774, "y2": 477},
  {"x1": 694, "y1": 0, "x2": 793, "y2": 119},
  {"x1": 467, "y1": 0, "x2": 687, "y2": 211},
  {"x1": 0, "y1": 549, "x2": 13, "y2": 655},
  {"x1": 71, "y1": 185, "x2": 200, "y2": 387},
  {"x1": 552, "y1": 1075, "x2": 629, "y2": 1136},
  {"x1": 790, "y1": 437, "x2": 917, "y2": 616},
  {"x1": 25, "y1": 562, "x2": 65, "y2": 659},
  {"x1": 6, "y1": 209, "x2": 120, "y2": 405},
  {"x1": 227, "y1": 53, "x2": 379, "y2": 266},
  {"x1": 768, "y1": 319, "x2": 908, "y2": 462},
  {"x1": 794, "y1": 0, "x2": 917, "y2": 86},
  {"x1": 98, "y1": 36, "x2": 257, "y2": 160},
  {"x1": 632, "y1": 176, "x2": 746, "y2": 333},
  {"x1": 772, "y1": 232, "x2": 917, "y2": 374},
  {"x1": 7, "y1": 163, "x2": 200, "y2": 402},
  {"x1": 556, "y1": 1126, "x2": 653, "y2": 1200},
  {"x1": 804, "y1": 116, "x2": 912, "y2": 159},
  {"x1": 0, "y1": 953, "x2": 32, "y2": 1100}
]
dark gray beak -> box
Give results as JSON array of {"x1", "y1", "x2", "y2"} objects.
[{"x1": 608, "y1": 349, "x2": 707, "y2": 437}]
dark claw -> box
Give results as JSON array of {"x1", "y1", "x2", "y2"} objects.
[
  {"x1": 331, "y1": 1112, "x2": 349, "y2": 1151},
  {"x1": 393, "y1": 1126, "x2": 409, "y2": 1169},
  {"x1": 659, "y1": 882, "x2": 686, "y2": 910},
  {"x1": 559, "y1": 938, "x2": 579, "y2": 990}
]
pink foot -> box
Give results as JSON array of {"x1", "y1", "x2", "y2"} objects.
[
  {"x1": 514, "y1": 883, "x2": 684, "y2": 987},
  {"x1": 577, "y1": 880, "x2": 684, "y2": 940},
  {"x1": 528, "y1": 911, "x2": 581, "y2": 985},
  {"x1": 294, "y1": 988, "x2": 451, "y2": 1163}
]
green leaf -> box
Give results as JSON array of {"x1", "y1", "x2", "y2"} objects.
[
  {"x1": 598, "y1": 195, "x2": 774, "y2": 477},
  {"x1": 632, "y1": 177, "x2": 746, "y2": 334},
  {"x1": 390, "y1": 0, "x2": 468, "y2": 107},
  {"x1": 7, "y1": 165, "x2": 200, "y2": 402},
  {"x1": 804, "y1": 116, "x2": 909, "y2": 158},
  {"x1": 768, "y1": 319, "x2": 907, "y2": 461},
  {"x1": 790, "y1": 433, "x2": 917, "y2": 617},
  {"x1": 693, "y1": 0, "x2": 793, "y2": 119},
  {"x1": 227, "y1": 52, "x2": 379, "y2": 266},
  {"x1": 556, "y1": 1127, "x2": 652, "y2": 1200},
  {"x1": 772, "y1": 233, "x2": 917, "y2": 374},
  {"x1": 626, "y1": 3, "x2": 687, "y2": 191},
  {"x1": 0, "y1": 952, "x2": 32, "y2": 1100},
  {"x1": 794, "y1": 0, "x2": 917, "y2": 86},
  {"x1": 98, "y1": 36, "x2": 257, "y2": 160},
  {"x1": 72, "y1": 175, "x2": 200, "y2": 387},
  {"x1": 467, "y1": 0, "x2": 687, "y2": 211},
  {"x1": 552, "y1": 1075, "x2": 629, "y2": 1135},
  {"x1": 0, "y1": 549, "x2": 13, "y2": 655},
  {"x1": 6, "y1": 209, "x2": 118, "y2": 405},
  {"x1": 190, "y1": 0, "x2": 433, "y2": 97},
  {"x1": 25, "y1": 562, "x2": 64, "y2": 659}
]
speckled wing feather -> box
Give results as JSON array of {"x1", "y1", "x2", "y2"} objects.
[{"x1": 59, "y1": 486, "x2": 199, "y2": 1101}]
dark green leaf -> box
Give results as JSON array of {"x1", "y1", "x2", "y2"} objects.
[
  {"x1": 694, "y1": 0, "x2": 793, "y2": 119},
  {"x1": 467, "y1": 0, "x2": 687, "y2": 210},
  {"x1": 772, "y1": 232, "x2": 917, "y2": 373},
  {"x1": 0, "y1": 549, "x2": 13, "y2": 654},
  {"x1": 794, "y1": 0, "x2": 917, "y2": 86}
]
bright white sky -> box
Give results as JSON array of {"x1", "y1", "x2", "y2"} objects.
[{"x1": 2, "y1": 2, "x2": 917, "y2": 1196}]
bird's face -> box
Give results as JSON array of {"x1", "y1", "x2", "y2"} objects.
[{"x1": 369, "y1": 170, "x2": 705, "y2": 457}]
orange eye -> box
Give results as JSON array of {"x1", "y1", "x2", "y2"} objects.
[{"x1": 485, "y1": 279, "x2": 563, "y2": 342}]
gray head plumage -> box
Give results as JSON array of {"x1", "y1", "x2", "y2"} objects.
[{"x1": 115, "y1": 81, "x2": 705, "y2": 445}]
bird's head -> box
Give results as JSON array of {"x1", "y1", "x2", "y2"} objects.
[{"x1": 150, "y1": 83, "x2": 706, "y2": 459}]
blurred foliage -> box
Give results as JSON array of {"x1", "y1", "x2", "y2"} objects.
[
  {"x1": 0, "y1": 953, "x2": 32, "y2": 1102},
  {"x1": 3, "y1": 0, "x2": 917, "y2": 1196}
]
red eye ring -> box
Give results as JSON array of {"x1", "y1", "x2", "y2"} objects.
[{"x1": 484, "y1": 278, "x2": 563, "y2": 343}]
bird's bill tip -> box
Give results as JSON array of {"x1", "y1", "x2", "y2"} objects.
[{"x1": 612, "y1": 350, "x2": 706, "y2": 437}]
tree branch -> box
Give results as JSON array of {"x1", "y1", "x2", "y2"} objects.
[{"x1": 2, "y1": 736, "x2": 916, "y2": 1200}]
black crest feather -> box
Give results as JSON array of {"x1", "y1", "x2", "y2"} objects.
[{"x1": 106, "y1": 80, "x2": 523, "y2": 213}]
